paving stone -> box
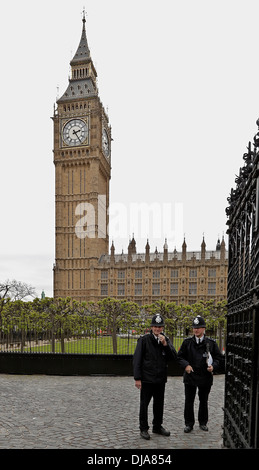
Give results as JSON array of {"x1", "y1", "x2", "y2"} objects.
[{"x1": 0, "y1": 373, "x2": 225, "y2": 449}]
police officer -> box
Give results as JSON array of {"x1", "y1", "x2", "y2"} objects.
[
  {"x1": 133, "y1": 314, "x2": 177, "y2": 440},
  {"x1": 177, "y1": 315, "x2": 223, "y2": 433}
]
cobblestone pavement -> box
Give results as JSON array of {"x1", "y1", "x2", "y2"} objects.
[{"x1": 0, "y1": 373, "x2": 225, "y2": 450}]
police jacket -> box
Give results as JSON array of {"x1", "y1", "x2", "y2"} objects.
[
  {"x1": 133, "y1": 332, "x2": 177, "y2": 384},
  {"x1": 177, "y1": 335, "x2": 223, "y2": 386}
]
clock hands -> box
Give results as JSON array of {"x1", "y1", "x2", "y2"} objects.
[
  {"x1": 72, "y1": 128, "x2": 84, "y2": 143},
  {"x1": 73, "y1": 128, "x2": 81, "y2": 139}
]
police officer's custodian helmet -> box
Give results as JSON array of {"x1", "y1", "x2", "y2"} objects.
[
  {"x1": 150, "y1": 314, "x2": 165, "y2": 327},
  {"x1": 192, "y1": 315, "x2": 206, "y2": 328}
]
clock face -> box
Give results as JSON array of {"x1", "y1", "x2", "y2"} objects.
[
  {"x1": 63, "y1": 119, "x2": 88, "y2": 146},
  {"x1": 102, "y1": 128, "x2": 109, "y2": 157}
]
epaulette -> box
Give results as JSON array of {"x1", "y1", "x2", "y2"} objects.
[
  {"x1": 138, "y1": 333, "x2": 148, "y2": 340},
  {"x1": 205, "y1": 337, "x2": 216, "y2": 343}
]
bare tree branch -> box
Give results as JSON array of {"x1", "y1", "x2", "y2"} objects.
[{"x1": 0, "y1": 279, "x2": 36, "y2": 312}]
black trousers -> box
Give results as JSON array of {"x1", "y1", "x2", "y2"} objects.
[
  {"x1": 184, "y1": 382, "x2": 211, "y2": 427},
  {"x1": 139, "y1": 382, "x2": 165, "y2": 431}
]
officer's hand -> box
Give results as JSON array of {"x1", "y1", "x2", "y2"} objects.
[
  {"x1": 158, "y1": 334, "x2": 167, "y2": 346},
  {"x1": 185, "y1": 365, "x2": 194, "y2": 374},
  {"x1": 135, "y1": 380, "x2": 142, "y2": 390},
  {"x1": 207, "y1": 365, "x2": 213, "y2": 373}
]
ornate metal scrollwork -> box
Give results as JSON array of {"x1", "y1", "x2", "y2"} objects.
[{"x1": 224, "y1": 119, "x2": 259, "y2": 449}]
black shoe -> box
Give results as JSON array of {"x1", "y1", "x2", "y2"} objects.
[
  {"x1": 184, "y1": 425, "x2": 193, "y2": 433},
  {"x1": 140, "y1": 430, "x2": 150, "y2": 440},
  {"x1": 199, "y1": 424, "x2": 208, "y2": 431},
  {"x1": 152, "y1": 426, "x2": 170, "y2": 436}
]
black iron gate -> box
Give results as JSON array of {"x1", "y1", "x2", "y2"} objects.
[{"x1": 224, "y1": 119, "x2": 259, "y2": 448}]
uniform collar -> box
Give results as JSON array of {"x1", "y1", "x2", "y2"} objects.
[
  {"x1": 152, "y1": 332, "x2": 160, "y2": 343},
  {"x1": 194, "y1": 334, "x2": 204, "y2": 344}
]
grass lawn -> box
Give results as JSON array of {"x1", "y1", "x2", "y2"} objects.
[
  {"x1": 23, "y1": 335, "x2": 138, "y2": 354},
  {"x1": 21, "y1": 335, "x2": 183, "y2": 354}
]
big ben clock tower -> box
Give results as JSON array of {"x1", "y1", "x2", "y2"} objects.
[{"x1": 53, "y1": 12, "x2": 111, "y2": 301}]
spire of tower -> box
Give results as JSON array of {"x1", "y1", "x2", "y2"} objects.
[
  {"x1": 57, "y1": 11, "x2": 98, "y2": 103},
  {"x1": 70, "y1": 10, "x2": 91, "y2": 65}
]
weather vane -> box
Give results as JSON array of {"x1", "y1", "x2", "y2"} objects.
[{"x1": 82, "y1": 7, "x2": 87, "y2": 21}]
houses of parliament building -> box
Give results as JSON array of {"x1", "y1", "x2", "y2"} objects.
[{"x1": 53, "y1": 13, "x2": 228, "y2": 305}]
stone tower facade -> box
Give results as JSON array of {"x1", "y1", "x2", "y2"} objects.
[{"x1": 53, "y1": 14, "x2": 111, "y2": 301}]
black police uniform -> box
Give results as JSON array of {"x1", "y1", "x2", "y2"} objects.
[
  {"x1": 177, "y1": 318, "x2": 223, "y2": 430},
  {"x1": 133, "y1": 315, "x2": 177, "y2": 433}
]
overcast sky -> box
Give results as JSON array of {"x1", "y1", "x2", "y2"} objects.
[{"x1": 1, "y1": 0, "x2": 259, "y2": 298}]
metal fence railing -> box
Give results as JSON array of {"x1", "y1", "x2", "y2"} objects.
[
  {"x1": 0, "y1": 326, "x2": 225, "y2": 355},
  {"x1": 0, "y1": 330, "x2": 139, "y2": 355}
]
